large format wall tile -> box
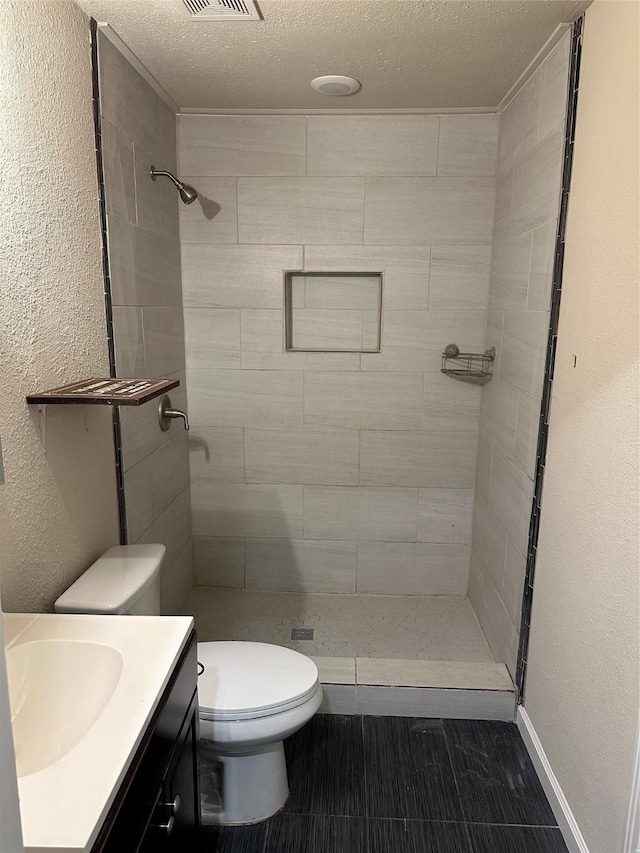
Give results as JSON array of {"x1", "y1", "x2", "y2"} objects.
[
  {"x1": 238, "y1": 178, "x2": 365, "y2": 244},
  {"x1": 189, "y1": 426, "x2": 245, "y2": 482},
  {"x1": 488, "y1": 448, "x2": 534, "y2": 552},
  {"x1": 307, "y1": 115, "x2": 439, "y2": 176},
  {"x1": 357, "y1": 541, "x2": 470, "y2": 595},
  {"x1": 101, "y1": 120, "x2": 136, "y2": 224},
  {"x1": 364, "y1": 177, "x2": 495, "y2": 244},
  {"x1": 112, "y1": 306, "x2": 145, "y2": 375},
  {"x1": 188, "y1": 368, "x2": 303, "y2": 428},
  {"x1": 245, "y1": 429, "x2": 359, "y2": 485},
  {"x1": 500, "y1": 311, "x2": 549, "y2": 397},
  {"x1": 497, "y1": 72, "x2": 541, "y2": 175},
  {"x1": 437, "y1": 115, "x2": 499, "y2": 177},
  {"x1": 488, "y1": 233, "x2": 533, "y2": 311},
  {"x1": 304, "y1": 245, "x2": 431, "y2": 310},
  {"x1": 192, "y1": 482, "x2": 303, "y2": 538},
  {"x1": 539, "y1": 33, "x2": 571, "y2": 139},
  {"x1": 422, "y1": 373, "x2": 482, "y2": 432},
  {"x1": 429, "y1": 245, "x2": 491, "y2": 310},
  {"x1": 360, "y1": 431, "x2": 477, "y2": 488},
  {"x1": 472, "y1": 495, "x2": 508, "y2": 592},
  {"x1": 304, "y1": 372, "x2": 423, "y2": 430},
  {"x1": 184, "y1": 308, "x2": 241, "y2": 369},
  {"x1": 511, "y1": 126, "x2": 564, "y2": 235},
  {"x1": 142, "y1": 307, "x2": 186, "y2": 375},
  {"x1": 194, "y1": 536, "x2": 245, "y2": 587},
  {"x1": 303, "y1": 486, "x2": 418, "y2": 542},
  {"x1": 181, "y1": 244, "x2": 301, "y2": 309},
  {"x1": 245, "y1": 538, "x2": 357, "y2": 592},
  {"x1": 178, "y1": 177, "x2": 238, "y2": 244},
  {"x1": 178, "y1": 115, "x2": 307, "y2": 176},
  {"x1": 135, "y1": 142, "x2": 179, "y2": 239},
  {"x1": 479, "y1": 377, "x2": 520, "y2": 461},
  {"x1": 417, "y1": 489, "x2": 474, "y2": 544}
]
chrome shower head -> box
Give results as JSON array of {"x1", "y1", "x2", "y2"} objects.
[{"x1": 150, "y1": 166, "x2": 198, "y2": 205}]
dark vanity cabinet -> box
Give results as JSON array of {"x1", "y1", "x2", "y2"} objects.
[{"x1": 92, "y1": 631, "x2": 201, "y2": 853}]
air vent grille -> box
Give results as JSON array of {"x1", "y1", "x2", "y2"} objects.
[{"x1": 181, "y1": 0, "x2": 260, "y2": 20}]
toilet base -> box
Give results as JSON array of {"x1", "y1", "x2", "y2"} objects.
[{"x1": 201, "y1": 739, "x2": 289, "y2": 825}]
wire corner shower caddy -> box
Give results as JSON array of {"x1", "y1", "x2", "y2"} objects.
[{"x1": 441, "y1": 343, "x2": 496, "y2": 380}]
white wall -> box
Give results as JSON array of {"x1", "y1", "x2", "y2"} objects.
[
  {"x1": 0, "y1": 0, "x2": 119, "y2": 612},
  {"x1": 524, "y1": 3, "x2": 639, "y2": 851},
  {"x1": 177, "y1": 114, "x2": 498, "y2": 600}
]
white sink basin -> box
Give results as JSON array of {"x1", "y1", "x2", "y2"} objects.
[{"x1": 6, "y1": 639, "x2": 124, "y2": 777}]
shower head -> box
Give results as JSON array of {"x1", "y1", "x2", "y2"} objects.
[{"x1": 150, "y1": 166, "x2": 198, "y2": 204}]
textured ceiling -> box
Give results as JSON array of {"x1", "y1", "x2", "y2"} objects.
[{"x1": 76, "y1": 0, "x2": 590, "y2": 110}]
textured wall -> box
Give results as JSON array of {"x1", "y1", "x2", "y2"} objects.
[
  {"x1": 98, "y1": 32, "x2": 194, "y2": 613},
  {"x1": 178, "y1": 114, "x2": 497, "y2": 599},
  {"x1": 468, "y1": 34, "x2": 571, "y2": 677},
  {"x1": 0, "y1": 1, "x2": 119, "y2": 612},
  {"x1": 524, "y1": 3, "x2": 639, "y2": 850}
]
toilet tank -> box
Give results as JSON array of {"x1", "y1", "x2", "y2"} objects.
[{"x1": 54, "y1": 544, "x2": 165, "y2": 616}]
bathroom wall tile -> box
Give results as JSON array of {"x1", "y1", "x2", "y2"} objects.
[
  {"x1": 511, "y1": 126, "x2": 564, "y2": 235},
  {"x1": 189, "y1": 426, "x2": 245, "y2": 482},
  {"x1": 357, "y1": 658, "x2": 513, "y2": 691},
  {"x1": 188, "y1": 368, "x2": 303, "y2": 428},
  {"x1": 156, "y1": 97, "x2": 177, "y2": 169},
  {"x1": 303, "y1": 487, "x2": 418, "y2": 542},
  {"x1": 101, "y1": 120, "x2": 136, "y2": 223},
  {"x1": 178, "y1": 177, "x2": 238, "y2": 244},
  {"x1": 362, "y1": 311, "x2": 379, "y2": 350},
  {"x1": 356, "y1": 542, "x2": 469, "y2": 596},
  {"x1": 238, "y1": 178, "x2": 365, "y2": 245},
  {"x1": 500, "y1": 311, "x2": 548, "y2": 397},
  {"x1": 475, "y1": 436, "x2": 492, "y2": 503},
  {"x1": 304, "y1": 372, "x2": 423, "y2": 430},
  {"x1": 492, "y1": 167, "x2": 513, "y2": 241},
  {"x1": 120, "y1": 369, "x2": 187, "y2": 472},
  {"x1": 291, "y1": 308, "x2": 367, "y2": 350},
  {"x1": 437, "y1": 115, "x2": 499, "y2": 177},
  {"x1": 479, "y1": 377, "x2": 520, "y2": 460},
  {"x1": 361, "y1": 310, "x2": 485, "y2": 373},
  {"x1": 191, "y1": 482, "x2": 303, "y2": 538},
  {"x1": 194, "y1": 536, "x2": 245, "y2": 587},
  {"x1": 98, "y1": 32, "x2": 156, "y2": 153},
  {"x1": 307, "y1": 115, "x2": 439, "y2": 176},
  {"x1": 422, "y1": 372, "x2": 482, "y2": 432},
  {"x1": 240, "y1": 309, "x2": 360, "y2": 371},
  {"x1": 364, "y1": 177, "x2": 495, "y2": 245},
  {"x1": 503, "y1": 536, "x2": 527, "y2": 626},
  {"x1": 429, "y1": 245, "x2": 491, "y2": 310},
  {"x1": 107, "y1": 216, "x2": 182, "y2": 307},
  {"x1": 162, "y1": 541, "x2": 194, "y2": 615},
  {"x1": 497, "y1": 71, "x2": 541, "y2": 175},
  {"x1": 178, "y1": 115, "x2": 307, "y2": 176},
  {"x1": 539, "y1": 32, "x2": 571, "y2": 140},
  {"x1": 124, "y1": 455, "x2": 153, "y2": 542},
  {"x1": 136, "y1": 503, "x2": 176, "y2": 606},
  {"x1": 304, "y1": 246, "x2": 431, "y2": 310},
  {"x1": 360, "y1": 431, "x2": 477, "y2": 488},
  {"x1": 142, "y1": 307, "x2": 186, "y2": 375},
  {"x1": 298, "y1": 275, "x2": 380, "y2": 310},
  {"x1": 488, "y1": 233, "x2": 533, "y2": 311},
  {"x1": 417, "y1": 489, "x2": 473, "y2": 544},
  {"x1": 318, "y1": 685, "x2": 356, "y2": 714},
  {"x1": 469, "y1": 552, "x2": 514, "y2": 668},
  {"x1": 134, "y1": 142, "x2": 179, "y2": 239},
  {"x1": 472, "y1": 496, "x2": 507, "y2": 592},
  {"x1": 112, "y1": 306, "x2": 145, "y2": 375},
  {"x1": 355, "y1": 685, "x2": 514, "y2": 720},
  {"x1": 528, "y1": 220, "x2": 557, "y2": 311},
  {"x1": 184, "y1": 308, "x2": 241, "y2": 369},
  {"x1": 489, "y1": 448, "x2": 533, "y2": 554},
  {"x1": 484, "y1": 310, "x2": 504, "y2": 374},
  {"x1": 515, "y1": 393, "x2": 540, "y2": 485},
  {"x1": 150, "y1": 431, "x2": 191, "y2": 518},
  {"x1": 245, "y1": 429, "x2": 359, "y2": 486},
  {"x1": 181, "y1": 244, "x2": 301, "y2": 309},
  {"x1": 310, "y1": 658, "x2": 356, "y2": 686},
  {"x1": 172, "y1": 486, "x2": 192, "y2": 554},
  {"x1": 245, "y1": 538, "x2": 357, "y2": 593}
]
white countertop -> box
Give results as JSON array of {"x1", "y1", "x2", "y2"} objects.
[{"x1": 4, "y1": 613, "x2": 194, "y2": 853}]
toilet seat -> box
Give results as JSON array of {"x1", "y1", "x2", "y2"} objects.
[{"x1": 196, "y1": 641, "x2": 320, "y2": 722}]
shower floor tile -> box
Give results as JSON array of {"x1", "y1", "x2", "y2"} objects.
[{"x1": 181, "y1": 587, "x2": 494, "y2": 662}]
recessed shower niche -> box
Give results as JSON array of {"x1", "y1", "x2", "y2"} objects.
[{"x1": 284, "y1": 270, "x2": 383, "y2": 353}]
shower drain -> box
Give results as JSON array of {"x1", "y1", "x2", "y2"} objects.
[{"x1": 291, "y1": 628, "x2": 314, "y2": 641}]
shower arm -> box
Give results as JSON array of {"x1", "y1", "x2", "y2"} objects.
[{"x1": 150, "y1": 167, "x2": 180, "y2": 187}]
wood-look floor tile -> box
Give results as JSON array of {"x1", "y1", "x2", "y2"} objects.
[
  {"x1": 467, "y1": 824, "x2": 569, "y2": 853},
  {"x1": 284, "y1": 715, "x2": 366, "y2": 817},
  {"x1": 362, "y1": 717, "x2": 463, "y2": 821},
  {"x1": 201, "y1": 823, "x2": 267, "y2": 853},
  {"x1": 444, "y1": 720, "x2": 557, "y2": 826},
  {"x1": 369, "y1": 818, "x2": 473, "y2": 853},
  {"x1": 264, "y1": 814, "x2": 367, "y2": 853}
]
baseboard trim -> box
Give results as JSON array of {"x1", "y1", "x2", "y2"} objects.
[{"x1": 517, "y1": 706, "x2": 590, "y2": 853}]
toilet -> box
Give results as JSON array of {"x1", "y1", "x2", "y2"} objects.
[{"x1": 54, "y1": 544, "x2": 323, "y2": 825}]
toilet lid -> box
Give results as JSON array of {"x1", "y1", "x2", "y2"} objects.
[{"x1": 197, "y1": 642, "x2": 320, "y2": 721}]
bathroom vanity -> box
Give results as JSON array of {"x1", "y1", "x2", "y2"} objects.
[{"x1": 3, "y1": 613, "x2": 200, "y2": 853}]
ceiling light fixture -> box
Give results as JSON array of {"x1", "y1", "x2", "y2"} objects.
[{"x1": 310, "y1": 75, "x2": 361, "y2": 96}]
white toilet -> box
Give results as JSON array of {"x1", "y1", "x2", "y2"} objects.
[{"x1": 54, "y1": 544, "x2": 323, "y2": 825}]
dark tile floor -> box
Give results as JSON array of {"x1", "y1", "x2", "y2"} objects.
[{"x1": 202, "y1": 715, "x2": 568, "y2": 853}]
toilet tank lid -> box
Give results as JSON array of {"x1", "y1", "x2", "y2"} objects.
[{"x1": 54, "y1": 544, "x2": 165, "y2": 615}]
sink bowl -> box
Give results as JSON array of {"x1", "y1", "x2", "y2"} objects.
[{"x1": 6, "y1": 639, "x2": 124, "y2": 777}]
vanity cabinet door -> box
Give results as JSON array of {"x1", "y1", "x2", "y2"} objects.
[{"x1": 163, "y1": 705, "x2": 200, "y2": 849}]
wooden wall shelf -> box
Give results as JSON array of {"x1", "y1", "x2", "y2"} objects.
[{"x1": 26, "y1": 378, "x2": 179, "y2": 407}]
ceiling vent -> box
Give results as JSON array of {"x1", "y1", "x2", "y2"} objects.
[{"x1": 181, "y1": 0, "x2": 261, "y2": 20}]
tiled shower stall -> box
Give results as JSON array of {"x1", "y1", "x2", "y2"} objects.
[{"x1": 99, "y1": 27, "x2": 571, "y2": 704}]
